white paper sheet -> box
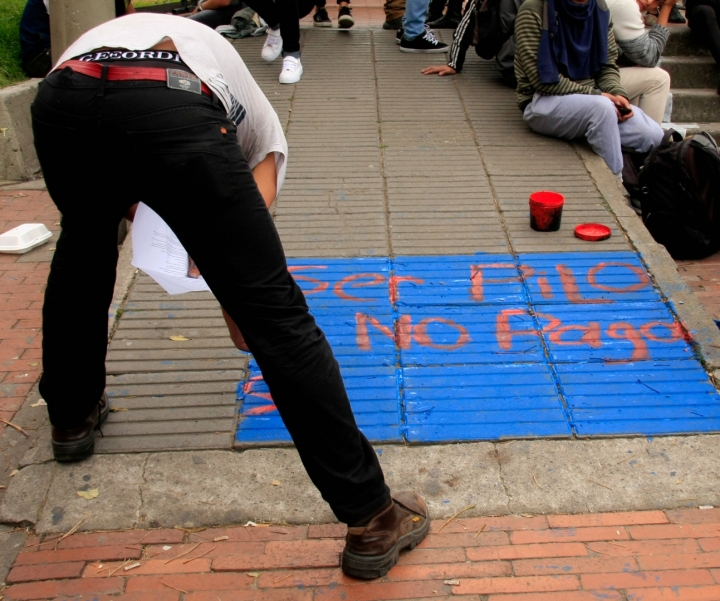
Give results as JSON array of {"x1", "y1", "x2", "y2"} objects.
[{"x1": 131, "y1": 202, "x2": 212, "y2": 295}]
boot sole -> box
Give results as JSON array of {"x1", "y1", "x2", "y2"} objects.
[
  {"x1": 399, "y1": 46, "x2": 448, "y2": 53},
  {"x1": 341, "y1": 517, "x2": 430, "y2": 579},
  {"x1": 313, "y1": 21, "x2": 332, "y2": 26},
  {"x1": 52, "y1": 396, "x2": 110, "y2": 462},
  {"x1": 53, "y1": 436, "x2": 95, "y2": 462}
]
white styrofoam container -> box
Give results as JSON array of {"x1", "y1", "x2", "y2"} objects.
[{"x1": 0, "y1": 223, "x2": 53, "y2": 254}]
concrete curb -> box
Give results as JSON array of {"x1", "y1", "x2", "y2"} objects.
[
  {"x1": 0, "y1": 79, "x2": 41, "y2": 183},
  {"x1": 2, "y1": 435, "x2": 720, "y2": 533}
]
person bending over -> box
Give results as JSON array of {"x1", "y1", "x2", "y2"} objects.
[
  {"x1": 513, "y1": 0, "x2": 664, "y2": 176},
  {"x1": 33, "y1": 12, "x2": 428, "y2": 580}
]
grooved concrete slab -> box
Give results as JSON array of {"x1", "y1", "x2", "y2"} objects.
[{"x1": 102, "y1": 273, "x2": 243, "y2": 453}]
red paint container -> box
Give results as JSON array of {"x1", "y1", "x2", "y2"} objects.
[
  {"x1": 529, "y1": 191, "x2": 564, "y2": 232},
  {"x1": 574, "y1": 223, "x2": 612, "y2": 241}
]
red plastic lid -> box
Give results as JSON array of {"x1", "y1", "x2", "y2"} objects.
[
  {"x1": 574, "y1": 223, "x2": 612, "y2": 241},
  {"x1": 529, "y1": 191, "x2": 564, "y2": 207}
]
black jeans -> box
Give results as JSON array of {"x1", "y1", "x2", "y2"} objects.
[
  {"x1": 687, "y1": 0, "x2": 720, "y2": 65},
  {"x1": 245, "y1": 0, "x2": 316, "y2": 54},
  {"x1": 32, "y1": 68, "x2": 390, "y2": 524}
]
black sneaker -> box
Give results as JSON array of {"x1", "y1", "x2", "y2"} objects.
[
  {"x1": 313, "y1": 7, "x2": 332, "y2": 26},
  {"x1": 669, "y1": 5, "x2": 686, "y2": 22},
  {"x1": 399, "y1": 28, "x2": 447, "y2": 52},
  {"x1": 338, "y1": 6, "x2": 354, "y2": 28},
  {"x1": 396, "y1": 24, "x2": 433, "y2": 44}
]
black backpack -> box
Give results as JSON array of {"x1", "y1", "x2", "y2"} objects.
[
  {"x1": 473, "y1": 0, "x2": 512, "y2": 59},
  {"x1": 638, "y1": 130, "x2": 720, "y2": 260}
]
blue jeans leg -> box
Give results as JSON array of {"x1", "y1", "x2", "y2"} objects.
[{"x1": 402, "y1": 0, "x2": 430, "y2": 39}]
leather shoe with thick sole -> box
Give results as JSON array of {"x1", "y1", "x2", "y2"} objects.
[
  {"x1": 51, "y1": 392, "x2": 110, "y2": 462},
  {"x1": 341, "y1": 491, "x2": 430, "y2": 579}
]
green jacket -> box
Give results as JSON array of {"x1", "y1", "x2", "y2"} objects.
[{"x1": 514, "y1": 0, "x2": 628, "y2": 110}]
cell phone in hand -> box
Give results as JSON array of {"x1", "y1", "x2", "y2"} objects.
[{"x1": 618, "y1": 106, "x2": 632, "y2": 116}]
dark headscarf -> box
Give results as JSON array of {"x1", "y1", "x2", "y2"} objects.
[{"x1": 537, "y1": 0, "x2": 611, "y2": 84}]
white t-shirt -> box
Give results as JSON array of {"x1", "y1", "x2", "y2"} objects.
[
  {"x1": 54, "y1": 13, "x2": 287, "y2": 189},
  {"x1": 605, "y1": 0, "x2": 646, "y2": 42}
]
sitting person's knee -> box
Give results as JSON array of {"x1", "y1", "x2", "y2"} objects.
[{"x1": 690, "y1": 5, "x2": 717, "y2": 24}]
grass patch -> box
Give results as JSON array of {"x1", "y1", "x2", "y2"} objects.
[{"x1": 0, "y1": 0, "x2": 27, "y2": 88}]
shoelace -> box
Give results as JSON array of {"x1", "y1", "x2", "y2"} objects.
[
  {"x1": 96, "y1": 396, "x2": 107, "y2": 436},
  {"x1": 282, "y1": 58, "x2": 298, "y2": 72},
  {"x1": 423, "y1": 29, "x2": 440, "y2": 44},
  {"x1": 267, "y1": 34, "x2": 281, "y2": 47}
]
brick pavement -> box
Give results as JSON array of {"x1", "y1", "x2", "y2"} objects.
[
  {"x1": 0, "y1": 188, "x2": 58, "y2": 434},
  {"x1": 4, "y1": 508, "x2": 720, "y2": 600}
]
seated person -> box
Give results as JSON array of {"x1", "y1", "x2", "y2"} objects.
[
  {"x1": 514, "y1": 0, "x2": 664, "y2": 177},
  {"x1": 606, "y1": 0, "x2": 674, "y2": 123},
  {"x1": 421, "y1": 0, "x2": 523, "y2": 83},
  {"x1": 19, "y1": 0, "x2": 133, "y2": 78},
  {"x1": 685, "y1": 0, "x2": 720, "y2": 93}
]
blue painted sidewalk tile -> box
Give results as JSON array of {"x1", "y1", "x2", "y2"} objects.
[
  {"x1": 236, "y1": 252, "x2": 720, "y2": 445},
  {"x1": 534, "y1": 302, "x2": 692, "y2": 363},
  {"x1": 394, "y1": 255, "x2": 524, "y2": 306},
  {"x1": 519, "y1": 252, "x2": 661, "y2": 305},
  {"x1": 403, "y1": 363, "x2": 570, "y2": 442},
  {"x1": 399, "y1": 305, "x2": 545, "y2": 365}
]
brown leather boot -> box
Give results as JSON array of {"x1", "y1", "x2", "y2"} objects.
[
  {"x1": 51, "y1": 392, "x2": 110, "y2": 462},
  {"x1": 341, "y1": 491, "x2": 430, "y2": 579}
]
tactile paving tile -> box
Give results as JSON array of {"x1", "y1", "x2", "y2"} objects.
[
  {"x1": 236, "y1": 253, "x2": 720, "y2": 445},
  {"x1": 103, "y1": 274, "x2": 242, "y2": 453}
]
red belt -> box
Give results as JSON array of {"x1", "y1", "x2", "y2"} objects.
[{"x1": 57, "y1": 60, "x2": 212, "y2": 97}]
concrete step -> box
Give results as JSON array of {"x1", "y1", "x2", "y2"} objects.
[
  {"x1": 685, "y1": 122, "x2": 720, "y2": 140},
  {"x1": 664, "y1": 23, "x2": 711, "y2": 56},
  {"x1": 670, "y1": 88, "x2": 720, "y2": 122},
  {"x1": 662, "y1": 56, "x2": 719, "y2": 88}
]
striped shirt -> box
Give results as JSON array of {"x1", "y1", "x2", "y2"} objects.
[{"x1": 514, "y1": 0, "x2": 628, "y2": 110}]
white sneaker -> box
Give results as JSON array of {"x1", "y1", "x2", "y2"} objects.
[
  {"x1": 279, "y1": 56, "x2": 303, "y2": 84},
  {"x1": 261, "y1": 29, "x2": 283, "y2": 62}
]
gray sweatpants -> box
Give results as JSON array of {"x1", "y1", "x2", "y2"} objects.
[{"x1": 523, "y1": 93, "x2": 664, "y2": 175}]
